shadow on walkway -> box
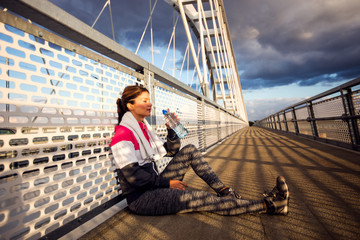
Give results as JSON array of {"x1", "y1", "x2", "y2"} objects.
[{"x1": 81, "y1": 127, "x2": 360, "y2": 240}]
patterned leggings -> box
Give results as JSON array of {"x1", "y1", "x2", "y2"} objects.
[{"x1": 128, "y1": 144, "x2": 265, "y2": 216}]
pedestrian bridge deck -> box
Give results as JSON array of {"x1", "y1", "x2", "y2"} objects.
[{"x1": 79, "y1": 127, "x2": 360, "y2": 240}]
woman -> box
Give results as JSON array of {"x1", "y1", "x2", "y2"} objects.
[{"x1": 110, "y1": 85, "x2": 289, "y2": 216}]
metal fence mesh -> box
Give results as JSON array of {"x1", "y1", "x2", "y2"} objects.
[
  {"x1": 316, "y1": 120, "x2": 351, "y2": 143},
  {"x1": 353, "y1": 90, "x2": 360, "y2": 138},
  {"x1": 285, "y1": 111, "x2": 295, "y2": 133},
  {"x1": 313, "y1": 96, "x2": 344, "y2": 118}
]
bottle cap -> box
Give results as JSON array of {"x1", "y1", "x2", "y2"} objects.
[{"x1": 162, "y1": 110, "x2": 168, "y2": 115}]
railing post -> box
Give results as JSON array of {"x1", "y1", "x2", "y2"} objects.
[
  {"x1": 217, "y1": 107, "x2": 221, "y2": 141},
  {"x1": 272, "y1": 115, "x2": 277, "y2": 130},
  {"x1": 341, "y1": 88, "x2": 360, "y2": 146},
  {"x1": 272, "y1": 116, "x2": 275, "y2": 129},
  {"x1": 307, "y1": 101, "x2": 318, "y2": 138},
  {"x1": 276, "y1": 113, "x2": 282, "y2": 131},
  {"x1": 199, "y1": 98, "x2": 206, "y2": 151},
  {"x1": 143, "y1": 68, "x2": 156, "y2": 126},
  {"x1": 292, "y1": 107, "x2": 299, "y2": 135},
  {"x1": 283, "y1": 111, "x2": 289, "y2": 132}
]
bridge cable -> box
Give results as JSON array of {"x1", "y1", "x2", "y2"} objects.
[
  {"x1": 179, "y1": 43, "x2": 189, "y2": 80},
  {"x1": 189, "y1": 43, "x2": 201, "y2": 90},
  {"x1": 108, "y1": 0, "x2": 115, "y2": 41},
  {"x1": 135, "y1": 0, "x2": 158, "y2": 55},
  {"x1": 150, "y1": 0, "x2": 154, "y2": 63},
  {"x1": 91, "y1": 0, "x2": 115, "y2": 41},
  {"x1": 172, "y1": 9, "x2": 176, "y2": 77},
  {"x1": 161, "y1": 15, "x2": 179, "y2": 71}
]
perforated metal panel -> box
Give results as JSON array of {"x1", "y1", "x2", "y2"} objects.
[
  {"x1": 275, "y1": 116, "x2": 281, "y2": 130},
  {"x1": 297, "y1": 121, "x2": 312, "y2": 136},
  {"x1": 285, "y1": 111, "x2": 295, "y2": 133},
  {"x1": 204, "y1": 105, "x2": 219, "y2": 148},
  {"x1": 219, "y1": 111, "x2": 228, "y2": 139},
  {"x1": 316, "y1": 120, "x2": 351, "y2": 143},
  {"x1": 153, "y1": 84, "x2": 201, "y2": 172},
  {"x1": 353, "y1": 90, "x2": 360, "y2": 115},
  {"x1": 0, "y1": 22, "x2": 137, "y2": 239},
  {"x1": 279, "y1": 114, "x2": 286, "y2": 131},
  {"x1": 313, "y1": 96, "x2": 344, "y2": 118},
  {"x1": 352, "y1": 90, "x2": 360, "y2": 138},
  {"x1": 295, "y1": 106, "x2": 308, "y2": 120},
  {"x1": 313, "y1": 96, "x2": 350, "y2": 142}
]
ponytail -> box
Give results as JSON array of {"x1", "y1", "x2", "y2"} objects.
[{"x1": 116, "y1": 98, "x2": 126, "y2": 125}]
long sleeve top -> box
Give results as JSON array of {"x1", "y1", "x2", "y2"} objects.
[{"x1": 110, "y1": 121, "x2": 180, "y2": 204}]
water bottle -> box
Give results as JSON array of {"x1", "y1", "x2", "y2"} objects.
[{"x1": 162, "y1": 110, "x2": 188, "y2": 139}]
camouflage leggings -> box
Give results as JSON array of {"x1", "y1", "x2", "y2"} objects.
[{"x1": 128, "y1": 144, "x2": 265, "y2": 216}]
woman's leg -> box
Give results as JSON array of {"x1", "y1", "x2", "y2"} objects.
[
  {"x1": 160, "y1": 144, "x2": 226, "y2": 193},
  {"x1": 128, "y1": 188, "x2": 265, "y2": 216}
]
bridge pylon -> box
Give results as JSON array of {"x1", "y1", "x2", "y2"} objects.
[{"x1": 167, "y1": 0, "x2": 248, "y2": 122}]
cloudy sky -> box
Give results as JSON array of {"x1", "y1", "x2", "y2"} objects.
[{"x1": 49, "y1": 0, "x2": 360, "y2": 121}]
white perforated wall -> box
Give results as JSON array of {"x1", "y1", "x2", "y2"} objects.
[
  {"x1": 153, "y1": 85, "x2": 201, "y2": 172},
  {"x1": 0, "y1": 22, "x2": 138, "y2": 239}
]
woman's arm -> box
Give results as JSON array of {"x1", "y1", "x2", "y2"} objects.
[
  {"x1": 120, "y1": 161, "x2": 170, "y2": 190},
  {"x1": 111, "y1": 126, "x2": 170, "y2": 193},
  {"x1": 163, "y1": 128, "x2": 180, "y2": 157}
]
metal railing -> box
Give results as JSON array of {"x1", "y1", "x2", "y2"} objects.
[
  {"x1": 256, "y1": 77, "x2": 360, "y2": 151},
  {"x1": 0, "y1": 3, "x2": 248, "y2": 240}
]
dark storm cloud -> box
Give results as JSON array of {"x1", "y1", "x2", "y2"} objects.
[
  {"x1": 50, "y1": 0, "x2": 360, "y2": 90},
  {"x1": 225, "y1": 0, "x2": 360, "y2": 89}
]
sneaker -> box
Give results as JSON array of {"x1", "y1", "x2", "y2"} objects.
[
  {"x1": 263, "y1": 176, "x2": 290, "y2": 215},
  {"x1": 218, "y1": 187, "x2": 242, "y2": 199}
]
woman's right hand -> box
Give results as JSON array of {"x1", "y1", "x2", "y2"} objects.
[
  {"x1": 170, "y1": 180, "x2": 187, "y2": 190},
  {"x1": 165, "y1": 109, "x2": 181, "y2": 130}
]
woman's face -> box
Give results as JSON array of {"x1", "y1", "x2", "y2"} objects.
[{"x1": 128, "y1": 91, "x2": 152, "y2": 122}]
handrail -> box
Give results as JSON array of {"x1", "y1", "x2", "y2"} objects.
[
  {"x1": 266, "y1": 77, "x2": 360, "y2": 116},
  {"x1": 256, "y1": 77, "x2": 360, "y2": 151}
]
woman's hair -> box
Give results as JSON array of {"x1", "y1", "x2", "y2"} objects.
[{"x1": 117, "y1": 85, "x2": 149, "y2": 124}]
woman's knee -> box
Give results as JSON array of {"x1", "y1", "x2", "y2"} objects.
[{"x1": 183, "y1": 144, "x2": 198, "y2": 152}]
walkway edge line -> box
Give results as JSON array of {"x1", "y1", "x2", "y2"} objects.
[{"x1": 59, "y1": 199, "x2": 128, "y2": 240}]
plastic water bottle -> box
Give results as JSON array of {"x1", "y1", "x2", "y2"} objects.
[{"x1": 162, "y1": 110, "x2": 188, "y2": 139}]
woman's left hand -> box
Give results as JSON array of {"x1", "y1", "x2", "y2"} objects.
[{"x1": 169, "y1": 180, "x2": 187, "y2": 190}]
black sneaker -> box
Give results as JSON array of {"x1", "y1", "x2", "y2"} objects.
[
  {"x1": 263, "y1": 176, "x2": 289, "y2": 215},
  {"x1": 218, "y1": 187, "x2": 242, "y2": 199}
]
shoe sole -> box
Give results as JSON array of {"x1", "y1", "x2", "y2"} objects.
[{"x1": 277, "y1": 176, "x2": 290, "y2": 215}]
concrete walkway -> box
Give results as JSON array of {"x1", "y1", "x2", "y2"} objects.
[{"x1": 80, "y1": 127, "x2": 360, "y2": 240}]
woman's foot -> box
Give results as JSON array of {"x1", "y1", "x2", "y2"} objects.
[{"x1": 263, "y1": 176, "x2": 290, "y2": 215}]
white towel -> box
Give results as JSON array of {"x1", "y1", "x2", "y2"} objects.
[{"x1": 120, "y1": 111, "x2": 167, "y2": 161}]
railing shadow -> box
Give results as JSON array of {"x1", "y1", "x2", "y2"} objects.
[{"x1": 81, "y1": 126, "x2": 360, "y2": 240}]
